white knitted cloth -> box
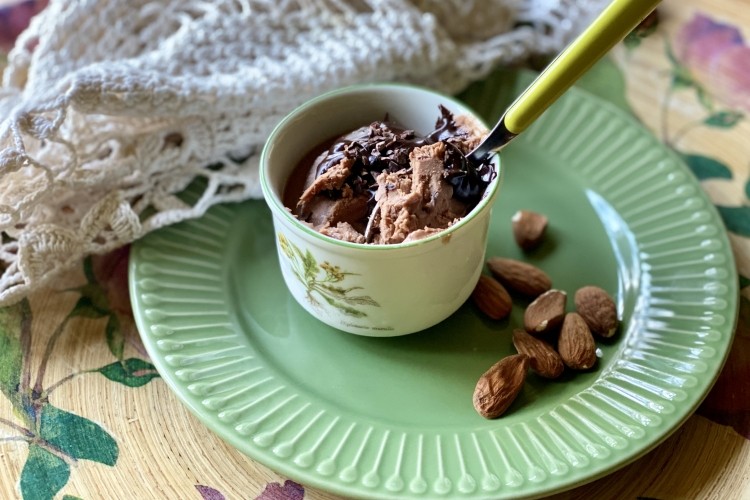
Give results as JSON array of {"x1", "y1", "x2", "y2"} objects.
[{"x1": 0, "y1": 0, "x2": 608, "y2": 304}]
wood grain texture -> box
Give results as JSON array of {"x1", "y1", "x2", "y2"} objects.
[
  {"x1": 549, "y1": 416, "x2": 750, "y2": 499},
  {"x1": 1, "y1": 0, "x2": 749, "y2": 498}
]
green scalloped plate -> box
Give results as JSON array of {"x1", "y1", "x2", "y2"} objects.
[{"x1": 129, "y1": 85, "x2": 738, "y2": 499}]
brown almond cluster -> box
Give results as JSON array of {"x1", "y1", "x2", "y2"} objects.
[{"x1": 471, "y1": 210, "x2": 619, "y2": 419}]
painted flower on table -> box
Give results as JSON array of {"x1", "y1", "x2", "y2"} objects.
[
  {"x1": 666, "y1": 14, "x2": 750, "y2": 443},
  {"x1": 195, "y1": 480, "x2": 305, "y2": 500},
  {"x1": 0, "y1": 0, "x2": 48, "y2": 52},
  {"x1": 256, "y1": 480, "x2": 305, "y2": 500},
  {"x1": 674, "y1": 12, "x2": 750, "y2": 112}
]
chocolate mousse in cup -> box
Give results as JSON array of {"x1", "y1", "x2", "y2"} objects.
[{"x1": 260, "y1": 84, "x2": 502, "y2": 336}]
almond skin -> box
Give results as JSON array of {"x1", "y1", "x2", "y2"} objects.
[
  {"x1": 558, "y1": 312, "x2": 597, "y2": 370},
  {"x1": 512, "y1": 210, "x2": 548, "y2": 251},
  {"x1": 524, "y1": 289, "x2": 567, "y2": 334},
  {"x1": 574, "y1": 286, "x2": 619, "y2": 338},
  {"x1": 512, "y1": 329, "x2": 564, "y2": 379},
  {"x1": 473, "y1": 354, "x2": 529, "y2": 419},
  {"x1": 486, "y1": 257, "x2": 552, "y2": 298},
  {"x1": 471, "y1": 275, "x2": 512, "y2": 320}
]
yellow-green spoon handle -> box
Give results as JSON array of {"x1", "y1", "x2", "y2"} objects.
[{"x1": 504, "y1": 0, "x2": 660, "y2": 136}]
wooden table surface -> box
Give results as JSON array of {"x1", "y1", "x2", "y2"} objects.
[{"x1": 1, "y1": 1, "x2": 749, "y2": 499}]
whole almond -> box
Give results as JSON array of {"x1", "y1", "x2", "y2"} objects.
[
  {"x1": 512, "y1": 210, "x2": 548, "y2": 251},
  {"x1": 524, "y1": 289, "x2": 567, "y2": 334},
  {"x1": 486, "y1": 257, "x2": 552, "y2": 298},
  {"x1": 558, "y1": 312, "x2": 597, "y2": 370},
  {"x1": 512, "y1": 329, "x2": 564, "y2": 379},
  {"x1": 473, "y1": 354, "x2": 529, "y2": 419},
  {"x1": 574, "y1": 286, "x2": 619, "y2": 338},
  {"x1": 471, "y1": 275, "x2": 512, "y2": 320}
]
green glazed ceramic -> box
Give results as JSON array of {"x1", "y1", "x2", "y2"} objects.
[{"x1": 129, "y1": 85, "x2": 738, "y2": 499}]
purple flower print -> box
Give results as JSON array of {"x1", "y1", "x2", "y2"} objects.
[
  {"x1": 195, "y1": 484, "x2": 226, "y2": 500},
  {"x1": 0, "y1": 1, "x2": 48, "y2": 52},
  {"x1": 674, "y1": 13, "x2": 750, "y2": 112},
  {"x1": 194, "y1": 480, "x2": 305, "y2": 500},
  {"x1": 256, "y1": 480, "x2": 305, "y2": 500}
]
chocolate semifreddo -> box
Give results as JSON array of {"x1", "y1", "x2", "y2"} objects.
[{"x1": 283, "y1": 106, "x2": 496, "y2": 244}]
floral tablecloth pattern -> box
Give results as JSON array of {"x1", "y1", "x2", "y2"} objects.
[{"x1": 1, "y1": 1, "x2": 750, "y2": 499}]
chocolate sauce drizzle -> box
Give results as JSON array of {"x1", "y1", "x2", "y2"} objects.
[{"x1": 311, "y1": 106, "x2": 496, "y2": 209}]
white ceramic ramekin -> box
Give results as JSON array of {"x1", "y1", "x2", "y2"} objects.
[{"x1": 260, "y1": 84, "x2": 502, "y2": 336}]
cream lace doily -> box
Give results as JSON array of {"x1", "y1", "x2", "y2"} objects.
[{"x1": 0, "y1": 0, "x2": 608, "y2": 304}]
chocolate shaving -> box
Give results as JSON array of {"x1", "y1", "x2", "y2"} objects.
[{"x1": 308, "y1": 106, "x2": 496, "y2": 212}]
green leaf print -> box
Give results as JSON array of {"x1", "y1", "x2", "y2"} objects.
[
  {"x1": 716, "y1": 206, "x2": 750, "y2": 237},
  {"x1": 624, "y1": 9, "x2": 658, "y2": 50},
  {"x1": 82, "y1": 257, "x2": 97, "y2": 283},
  {"x1": 664, "y1": 41, "x2": 696, "y2": 90},
  {"x1": 0, "y1": 253, "x2": 158, "y2": 499},
  {"x1": 40, "y1": 404, "x2": 118, "y2": 466},
  {"x1": 278, "y1": 233, "x2": 295, "y2": 259},
  {"x1": 623, "y1": 32, "x2": 642, "y2": 49},
  {"x1": 671, "y1": 69, "x2": 694, "y2": 89},
  {"x1": 745, "y1": 178, "x2": 750, "y2": 200},
  {"x1": 0, "y1": 299, "x2": 28, "y2": 404},
  {"x1": 679, "y1": 154, "x2": 733, "y2": 180},
  {"x1": 68, "y1": 259, "x2": 109, "y2": 319},
  {"x1": 20, "y1": 445, "x2": 70, "y2": 500},
  {"x1": 695, "y1": 87, "x2": 714, "y2": 111},
  {"x1": 664, "y1": 39, "x2": 679, "y2": 66},
  {"x1": 340, "y1": 295, "x2": 381, "y2": 307},
  {"x1": 704, "y1": 110, "x2": 743, "y2": 128},
  {"x1": 321, "y1": 295, "x2": 366, "y2": 318},
  {"x1": 105, "y1": 314, "x2": 125, "y2": 361},
  {"x1": 97, "y1": 358, "x2": 160, "y2": 387},
  {"x1": 68, "y1": 293, "x2": 108, "y2": 319},
  {"x1": 302, "y1": 249, "x2": 319, "y2": 279},
  {"x1": 319, "y1": 284, "x2": 362, "y2": 297}
]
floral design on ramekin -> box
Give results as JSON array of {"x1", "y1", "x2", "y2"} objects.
[{"x1": 277, "y1": 233, "x2": 379, "y2": 317}]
